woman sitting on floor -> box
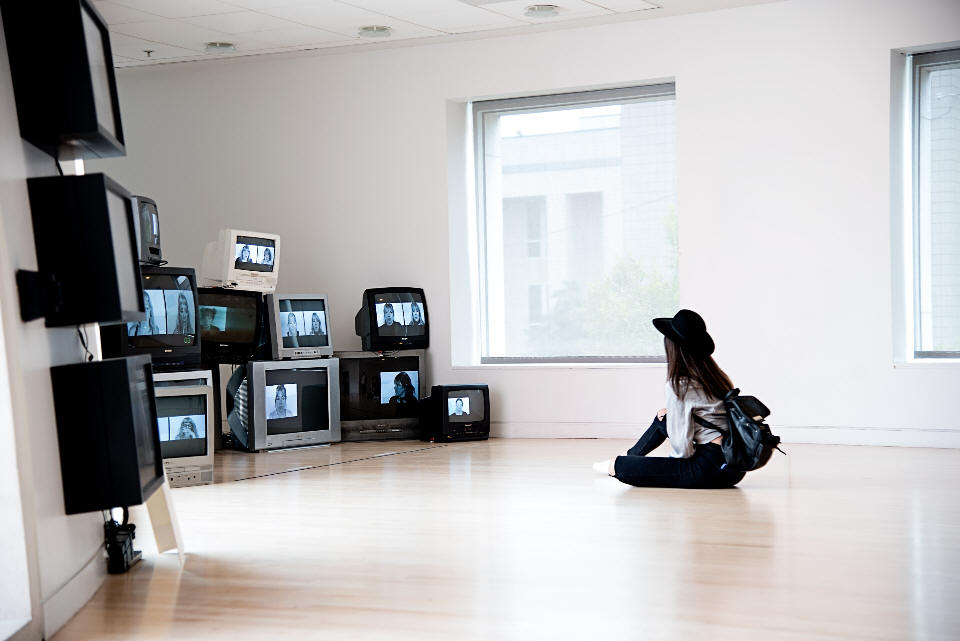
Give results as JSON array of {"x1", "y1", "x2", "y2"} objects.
[{"x1": 594, "y1": 309, "x2": 746, "y2": 489}]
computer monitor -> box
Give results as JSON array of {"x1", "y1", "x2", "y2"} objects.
[
  {"x1": 267, "y1": 294, "x2": 333, "y2": 359},
  {"x1": 0, "y1": 0, "x2": 125, "y2": 159},
  {"x1": 245, "y1": 358, "x2": 341, "y2": 451},
  {"x1": 336, "y1": 350, "x2": 425, "y2": 442},
  {"x1": 133, "y1": 196, "x2": 162, "y2": 265},
  {"x1": 197, "y1": 287, "x2": 269, "y2": 365},
  {"x1": 24, "y1": 173, "x2": 144, "y2": 327},
  {"x1": 200, "y1": 229, "x2": 280, "y2": 293},
  {"x1": 420, "y1": 384, "x2": 490, "y2": 443},
  {"x1": 153, "y1": 370, "x2": 214, "y2": 488},
  {"x1": 354, "y1": 287, "x2": 429, "y2": 351},
  {"x1": 99, "y1": 266, "x2": 201, "y2": 371},
  {"x1": 49, "y1": 355, "x2": 164, "y2": 514}
]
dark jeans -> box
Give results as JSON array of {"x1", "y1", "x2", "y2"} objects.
[{"x1": 613, "y1": 417, "x2": 746, "y2": 489}]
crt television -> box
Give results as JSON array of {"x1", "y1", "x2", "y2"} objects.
[
  {"x1": 24, "y1": 173, "x2": 144, "y2": 327},
  {"x1": 197, "y1": 287, "x2": 269, "y2": 365},
  {"x1": 0, "y1": 0, "x2": 125, "y2": 158},
  {"x1": 267, "y1": 293, "x2": 333, "y2": 359},
  {"x1": 153, "y1": 370, "x2": 214, "y2": 488},
  {"x1": 420, "y1": 384, "x2": 490, "y2": 443},
  {"x1": 355, "y1": 287, "x2": 429, "y2": 351},
  {"x1": 244, "y1": 358, "x2": 341, "y2": 451},
  {"x1": 200, "y1": 229, "x2": 280, "y2": 293},
  {"x1": 49, "y1": 355, "x2": 164, "y2": 514},
  {"x1": 99, "y1": 266, "x2": 201, "y2": 371},
  {"x1": 133, "y1": 195, "x2": 162, "y2": 265},
  {"x1": 336, "y1": 350, "x2": 425, "y2": 442}
]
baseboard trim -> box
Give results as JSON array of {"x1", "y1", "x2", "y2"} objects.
[
  {"x1": 489, "y1": 421, "x2": 960, "y2": 447},
  {"x1": 42, "y1": 545, "x2": 105, "y2": 638}
]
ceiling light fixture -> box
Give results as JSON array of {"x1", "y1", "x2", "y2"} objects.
[
  {"x1": 205, "y1": 41, "x2": 236, "y2": 53},
  {"x1": 524, "y1": 4, "x2": 560, "y2": 18},
  {"x1": 358, "y1": 25, "x2": 392, "y2": 38}
]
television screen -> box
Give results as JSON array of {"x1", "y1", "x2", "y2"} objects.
[
  {"x1": 234, "y1": 235, "x2": 276, "y2": 273},
  {"x1": 105, "y1": 188, "x2": 140, "y2": 317},
  {"x1": 374, "y1": 296, "x2": 426, "y2": 337},
  {"x1": 340, "y1": 355, "x2": 421, "y2": 420},
  {"x1": 277, "y1": 298, "x2": 328, "y2": 349},
  {"x1": 80, "y1": 2, "x2": 117, "y2": 141},
  {"x1": 356, "y1": 287, "x2": 429, "y2": 351},
  {"x1": 135, "y1": 196, "x2": 161, "y2": 264},
  {"x1": 447, "y1": 388, "x2": 486, "y2": 423},
  {"x1": 156, "y1": 393, "x2": 207, "y2": 459},
  {"x1": 198, "y1": 289, "x2": 259, "y2": 344},
  {"x1": 127, "y1": 273, "x2": 196, "y2": 345},
  {"x1": 264, "y1": 367, "x2": 329, "y2": 436}
]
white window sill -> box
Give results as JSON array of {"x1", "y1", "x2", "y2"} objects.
[
  {"x1": 452, "y1": 362, "x2": 667, "y2": 371},
  {"x1": 893, "y1": 359, "x2": 960, "y2": 369}
]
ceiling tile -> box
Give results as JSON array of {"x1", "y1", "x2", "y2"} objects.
[
  {"x1": 109, "y1": 32, "x2": 202, "y2": 60},
  {"x1": 478, "y1": 0, "x2": 613, "y2": 22},
  {"x1": 383, "y1": 5, "x2": 527, "y2": 33},
  {"x1": 113, "y1": 19, "x2": 232, "y2": 51},
  {"x1": 109, "y1": 0, "x2": 238, "y2": 19},
  {"x1": 259, "y1": 1, "x2": 443, "y2": 38},
  {"x1": 184, "y1": 10, "x2": 301, "y2": 33},
  {"x1": 238, "y1": 24, "x2": 355, "y2": 48},
  {"x1": 585, "y1": 0, "x2": 659, "y2": 11},
  {"x1": 94, "y1": 1, "x2": 165, "y2": 24}
]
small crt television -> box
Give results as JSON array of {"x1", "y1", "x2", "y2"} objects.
[
  {"x1": 100, "y1": 266, "x2": 201, "y2": 371},
  {"x1": 197, "y1": 287, "x2": 269, "y2": 365},
  {"x1": 355, "y1": 287, "x2": 428, "y2": 351},
  {"x1": 245, "y1": 358, "x2": 340, "y2": 451},
  {"x1": 336, "y1": 350, "x2": 425, "y2": 442},
  {"x1": 133, "y1": 195, "x2": 162, "y2": 265},
  {"x1": 268, "y1": 293, "x2": 333, "y2": 359},
  {"x1": 153, "y1": 370, "x2": 214, "y2": 488},
  {"x1": 49, "y1": 355, "x2": 164, "y2": 514},
  {"x1": 420, "y1": 384, "x2": 490, "y2": 443},
  {"x1": 200, "y1": 229, "x2": 280, "y2": 293}
]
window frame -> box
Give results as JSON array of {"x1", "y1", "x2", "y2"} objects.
[{"x1": 472, "y1": 83, "x2": 676, "y2": 365}]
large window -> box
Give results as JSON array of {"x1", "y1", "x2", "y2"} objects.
[
  {"x1": 912, "y1": 50, "x2": 960, "y2": 358},
  {"x1": 474, "y1": 85, "x2": 678, "y2": 363}
]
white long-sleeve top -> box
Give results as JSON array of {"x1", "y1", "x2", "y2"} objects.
[{"x1": 665, "y1": 380, "x2": 728, "y2": 458}]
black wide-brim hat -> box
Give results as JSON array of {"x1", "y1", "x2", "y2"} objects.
[{"x1": 653, "y1": 309, "x2": 715, "y2": 356}]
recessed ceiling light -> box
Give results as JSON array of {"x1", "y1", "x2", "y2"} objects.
[
  {"x1": 524, "y1": 4, "x2": 560, "y2": 18},
  {"x1": 358, "y1": 25, "x2": 392, "y2": 39},
  {"x1": 205, "y1": 41, "x2": 236, "y2": 53}
]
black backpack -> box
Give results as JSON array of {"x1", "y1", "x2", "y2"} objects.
[{"x1": 694, "y1": 388, "x2": 785, "y2": 472}]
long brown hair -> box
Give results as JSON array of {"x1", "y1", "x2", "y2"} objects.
[{"x1": 665, "y1": 336, "x2": 733, "y2": 400}]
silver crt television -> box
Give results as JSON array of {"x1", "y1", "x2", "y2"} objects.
[
  {"x1": 152, "y1": 370, "x2": 214, "y2": 487},
  {"x1": 267, "y1": 293, "x2": 333, "y2": 359},
  {"x1": 246, "y1": 358, "x2": 340, "y2": 451}
]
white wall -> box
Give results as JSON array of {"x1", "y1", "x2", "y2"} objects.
[
  {"x1": 0, "y1": 17, "x2": 107, "y2": 641},
  {"x1": 90, "y1": 0, "x2": 960, "y2": 446}
]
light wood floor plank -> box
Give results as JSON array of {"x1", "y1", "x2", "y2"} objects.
[{"x1": 50, "y1": 440, "x2": 960, "y2": 641}]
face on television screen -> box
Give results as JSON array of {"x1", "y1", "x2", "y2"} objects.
[
  {"x1": 339, "y1": 356, "x2": 421, "y2": 421},
  {"x1": 379, "y1": 371, "x2": 419, "y2": 405},
  {"x1": 127, "y1": 274, "x2": 196, "y2": 347},
  {"x1": 278, "y1": 298, "x2": 328, "y2": 349},
  {"x1": 156, "y1": 393, "x2": 207, "y2": 459},
  {"x1": 447, "y1": 389, "x2": 486, "y2": 423},
  {"x1": 234, "y1": 235, "x2": 276, "y2": 273},
  {"x1": 373, "y1": 292, "x2": 426, "y2": 338},
  {"x1": 198, "y1": 291, "x2": 258, "y2": 345},
  {"x1": 263, "y1": 368, "x2": 330, "y2": 436}
]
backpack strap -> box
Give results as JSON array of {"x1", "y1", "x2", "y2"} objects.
[{"x1": 693, "y1": 414, "x2": 724, "y2": 432}]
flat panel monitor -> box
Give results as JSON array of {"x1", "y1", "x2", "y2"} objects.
[
  {"x1": 0, "y1": 0, "x2": 125, "y2": 158},
  {"x1": 26, "y1": 173, "x2": 144, "y2": 327},
  {"x1": 197, "y1": 287, "x2": 268, "y2": 364},
  {"x1": 336, "y1": 350, "x2": 425, "y2": 441},
  {"x1": 355, "y1": 287, "x2": 428, "y2": 351},
  {"x1": 200, "y1": 229, "x2": 280, "y2": 293},
  {"x1": 100, "y1": 266, "x2": 201, "y2": 371},
  {"x1": 246, "y1": 358, "x2": 340, "y2": 451},
  {"x1": 153, "y1": 370, "x2": 214, "y2": 487},
  {"x1": 49, "y1": 355, "x2": 164, "y2": 514},
  {"x1": 420, "y1": 384, "x2": 490, "y2": 443},
  {"x1": 268, "y1": 294, "x2": 333, "y2": 359},
  {"x1": 134, "y1": 195, "x2": 162, "y2": 265}
]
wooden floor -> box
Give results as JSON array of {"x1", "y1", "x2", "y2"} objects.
[{"x1": 52, "y1": 439, "x2": 960, "y2": 641}]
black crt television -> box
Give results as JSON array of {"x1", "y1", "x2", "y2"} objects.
[
  {"x1": 336, "y1": 350, "x2": 425, "y2": 442},
  {"x1": 100, "y1": 266, "x2": 201, "y2": 371},
  {"x1": 24, "y1": 173, "x2": 144, "y2": 327},
  {"x1": 197, "y1": 287, "x2": 270, "y2": 365},
  {"x1": 0, "y1": 0, "x2": 125, "y2": 159},
  {"x1": 134, "y1": 196, "x2": 162, "y2": 265},
  {"x1": 50, "y1": 355, "x2": 164, "y2": 514},
  {"x1": 354, "y1": 287, "x2": 429, "y2": 351},
  {"x1": 420, "y1": 384, "x2": 490, "y2": 443}
]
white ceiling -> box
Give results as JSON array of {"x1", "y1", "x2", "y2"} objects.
[{"x1": 96, "y1": 0, "x2": 780, "y2": 67}]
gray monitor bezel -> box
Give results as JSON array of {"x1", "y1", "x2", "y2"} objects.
[{"x1": 267, "y1": 293, "x2": 334, "y2": 359}]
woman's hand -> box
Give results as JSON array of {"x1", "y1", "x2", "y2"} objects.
[{"x1": 656, "y1": 408, "x2": 667, "y2": 420}]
